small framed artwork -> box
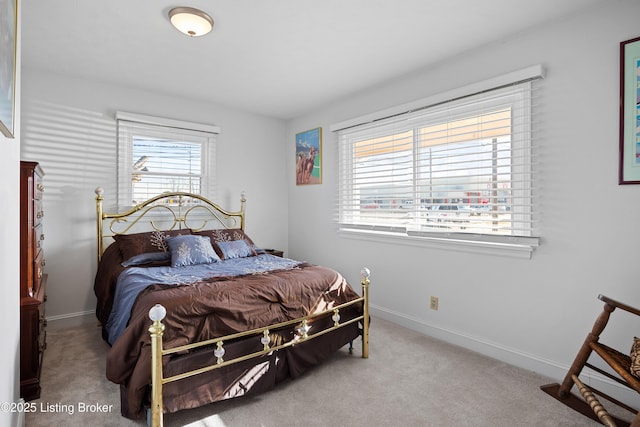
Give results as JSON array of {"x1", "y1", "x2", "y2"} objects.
[
  {"x1": 0, "y1": 0, "x2": 17, "y2": 139},
  {"x1": 619, "y1": 36, "x2": 640, "y2": 184},
  {"x1": 295, "y1": 127, "x2": 322, "y2": 185}
]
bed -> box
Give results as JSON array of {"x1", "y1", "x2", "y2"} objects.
[{"x1": 93, "y1": 189, "x2": 370, "y2": 425}]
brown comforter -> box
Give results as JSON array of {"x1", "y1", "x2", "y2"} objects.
[{"x1": 95, "y1": 244, "x2": 363, "y2": 419}]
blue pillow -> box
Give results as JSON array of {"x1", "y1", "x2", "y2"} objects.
[
  {"x1": 216, "y1": 239, "x2": 256, "y2": 259},
  {"x1": 121, "y1": 251, "x2": 171, "y2": 267},
  {"x1": 166, "y1": 235, "x2": 221, "y2": 267}
]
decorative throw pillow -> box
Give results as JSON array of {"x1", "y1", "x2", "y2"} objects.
[
  {"x1": 114, "y1": 229, "x2": 191, "y2": 261},
  {"x1": 630, "y1": 337, "x2": 640, "y2": 377},
  {"x1": 193, "y1": 228, "x2": 257, "y2": 259},
  {"x1": 216, "y1": 239, "x2": 255, "y2": 259},
  {"x1": 166, "y1": 234, "x2": 221, "y2": 267}
]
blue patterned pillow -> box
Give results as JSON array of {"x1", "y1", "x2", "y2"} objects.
[
  {"x1": 216, "y1": 239, "x2": 256, "y2": 259},
  {"x1": 166, "y1": 235, "x2": 221, "y2": 267}
]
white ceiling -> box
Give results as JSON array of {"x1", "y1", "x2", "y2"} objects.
[{"x1": 21, "y1": 0, "x2": 607, "y2": 120}]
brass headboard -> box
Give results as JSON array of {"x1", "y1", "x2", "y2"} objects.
[{"x1": 95, "y1": 188, "x2": 246, "y2": 262}]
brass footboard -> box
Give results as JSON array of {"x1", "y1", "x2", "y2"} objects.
[{"x1": 148, "y1": 267, "x2": 371, "y2": 427}]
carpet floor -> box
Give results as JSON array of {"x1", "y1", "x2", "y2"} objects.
[{"x1": 25, "y1": 316, "x2": 615, "y2": 426}]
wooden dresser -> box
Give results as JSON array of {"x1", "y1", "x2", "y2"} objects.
[{"x1": 20, "y1": 161, "x2": 47, "y2": 401}]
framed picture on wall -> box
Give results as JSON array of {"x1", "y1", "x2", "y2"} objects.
[
  {"x1": 619, "y1": 36, "x2": 640, "y2": 184},
  {"x1": 295, "y1": 127, "x2": 322, "y2": 185},
  {"x1": 0, "y1": 0, "x2": 16, "y2": 139}
]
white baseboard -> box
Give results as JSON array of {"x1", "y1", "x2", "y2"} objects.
[
  {"x1": 369, "y1": 304, "x2": 638, "y2": 408},
  {"x1": 46, "y1": 310, "x2": 97, "y2": 330},
  {"x1": 15, "y1": 398, "x2": 25, "y2": 427}
]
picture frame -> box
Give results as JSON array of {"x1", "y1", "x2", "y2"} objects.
[
  {"x1": 619, "y1": 36, "x2": 640, "y2": 184},
  {"x1": 0, "y1": 0, "x2": 17, "y2": 139},
  {"x1": 295, "y1": 127, "x2": 322, "y2": 185}
]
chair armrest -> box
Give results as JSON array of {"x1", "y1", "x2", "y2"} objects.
[{"x1": 598, "y1": 294, "x2": 640, "y2": 317}]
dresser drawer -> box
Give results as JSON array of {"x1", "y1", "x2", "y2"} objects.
[
  {"x1": 38, "y1": 297, "x2": 47, "y2": 353},
  {"x1": 34, "y1": 173, "x2": 44, "y2": 200},
  {"x1": 34, "y1": 199, "x2": 44, "y2": 226},
  {"x1": 33, "y1": 251, "x2": 45, "y2": 296},
  {"x1": 33, "y1": 223, "x2": 45, "y2": 252}
]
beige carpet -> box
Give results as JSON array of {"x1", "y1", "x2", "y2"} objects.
[{"x1": 25, "y1": 317, "x2": 613, "y2": 427}]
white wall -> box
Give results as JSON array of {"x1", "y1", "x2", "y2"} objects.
[
  {"x1": 20, "y1": 70, "x2": 289, "y2": 322},
  {"x1": 287, "y1": 0, "x2": 640, "y2": 400},
  {"x1": 0, "y1": 1, "x2": 22, "y2": 425}
]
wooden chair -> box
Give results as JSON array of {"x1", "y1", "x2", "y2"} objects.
[{"x1": 541, "y1": 295, "x2": 640, "y2": 426}]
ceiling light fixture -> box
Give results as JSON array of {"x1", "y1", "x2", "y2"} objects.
[{"x1": 168, "y1": 7, "x2": 214, "y2": 37}]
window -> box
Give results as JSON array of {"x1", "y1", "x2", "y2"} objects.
[
  {"x1": 334, "y1": 67, "x2": 542, "y2": 254},
  {"x1": 116, "y1": 112, "x2": 219, "y2": 207}
]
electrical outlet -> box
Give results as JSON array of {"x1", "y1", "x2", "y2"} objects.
[{"x1": 430, "y1": 296, "x2": 439, "y2": 310}]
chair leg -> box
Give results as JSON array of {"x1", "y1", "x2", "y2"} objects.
[
  {"x1": 572, "y1": 374, "x2": 617, "y2": 427},
  {"x1": 558, "y1": 302, "x2": 615, "y2": 398},
  {"x1": 541, "y1": 383, "x2": 620, "y2": 424}
]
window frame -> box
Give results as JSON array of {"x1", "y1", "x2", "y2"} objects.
[
  {"x1": 332, "y1": 66, "x2": 543, "y2": 258},
  {"x1": 116, "y1": 112, "x2": 219, "y2": 209}
]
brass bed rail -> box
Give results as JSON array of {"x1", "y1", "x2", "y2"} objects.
[{"x1": 148, "y1": 267, "x2": 371, "y2": 427}]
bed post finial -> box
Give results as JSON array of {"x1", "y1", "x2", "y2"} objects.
[
  {"x1": 360, "y1": 267, "x2": 370, "y2": 359},
  {"x1": 240, "y1": 191, "x2": 246, "y2": 230},
  {"x1": 95, "y1": 187, "x2": 105, "y2": 264}
]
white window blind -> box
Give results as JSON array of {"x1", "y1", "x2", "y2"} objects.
[
  {"x1": 334, "y1": 68, "x2": 543, "y2": 249},
  {"x1": 116, "y1": 113, "x2": 219, "y2": 208}
]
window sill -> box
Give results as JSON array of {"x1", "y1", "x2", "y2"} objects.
[{"x1": 338, "y1": 228, "x2": 538, "y2": 259}]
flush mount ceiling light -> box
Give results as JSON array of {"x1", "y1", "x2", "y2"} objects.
[{"x1": 168, "y1": 7, "x2": 214, "y2": 37}]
